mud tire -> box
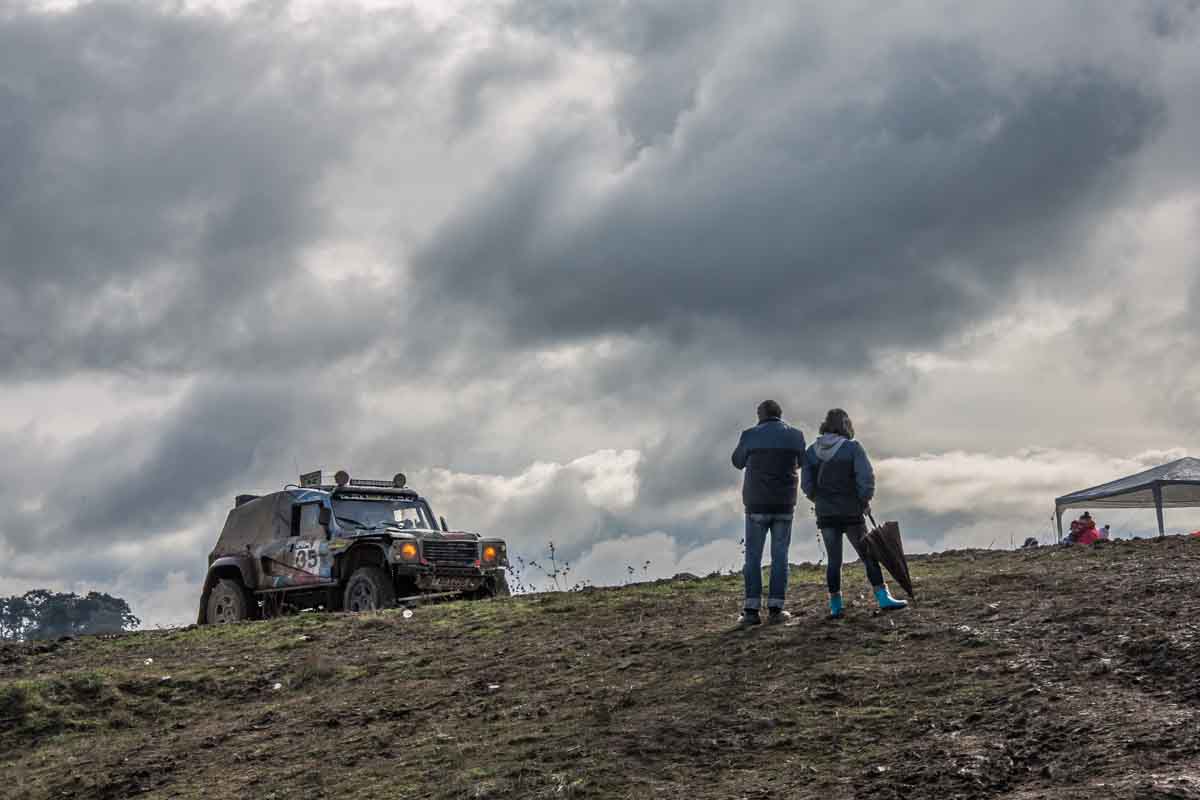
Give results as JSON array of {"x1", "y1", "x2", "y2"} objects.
[
  {"x1": 343, "y1": 566, "x2": 396, "y2": 613},
  {"x1": 206, "y1": 578, "x2": 251, "y2": 624}
]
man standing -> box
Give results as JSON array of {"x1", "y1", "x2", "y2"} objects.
[{"x1": 731, "y1": 400, "x2": 807, "y2": 625}]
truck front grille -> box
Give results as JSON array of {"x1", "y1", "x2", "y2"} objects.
[{"x1": 422, "y1": 540, "x2": 479, "y2": 565}]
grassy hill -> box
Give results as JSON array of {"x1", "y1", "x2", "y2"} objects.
[{"x1": 3, "y1": 536, "x2": 1200, "y2": 800}]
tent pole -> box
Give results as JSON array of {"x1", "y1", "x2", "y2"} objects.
[
  {"x1": 1056, "y1": 510, "x2": 1064, "y2": 543},
  {"x1": 1153, "y1": 484, "x2": 1165, "y2": 538}
]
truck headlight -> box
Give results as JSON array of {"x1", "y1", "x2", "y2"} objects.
[
  {"x1": 397, "y1": 542, "x2": 418, "y2": 561},
  {"x1": 482, "y1": 545, "x2": 498, "y2": 563}
]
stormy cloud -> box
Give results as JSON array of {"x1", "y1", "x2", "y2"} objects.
[{"x1": 416, "y1": 33, "x2": 1162, "y2": 362}]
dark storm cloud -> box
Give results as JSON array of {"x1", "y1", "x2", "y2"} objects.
[
  {"x1": 72, "y1": 379, "x2": 344, "y2": 538},
  {"x1": 1144, "y1": 0, "x2": 1200, "y2": 38},
  {"x1": 0, "y1": 1, "x2": 432, "y2": 375},
  {"x1": 416, "y1": 27, "x2": 1162, "y2": 364},
  {"x1": 1, "y1": 377, "x2": 349, "y2": 554},
  {"x1": 0, "y1": 372, "x2": 376, "y2": 602},
  {"x1": 506, "y1": 0, "x2": 730, "y2": 148},
  {"x1": 448, "y1": 43, "x2": 559, "y2": 131}
]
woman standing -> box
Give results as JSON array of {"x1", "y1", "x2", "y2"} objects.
[{"x1": 801, "y1": 409, "x2": 907, "y2": 618}]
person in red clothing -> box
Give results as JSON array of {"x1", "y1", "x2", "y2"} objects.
[{"x1": 1071, "y1": 512, "x2": 1101, "y2": 545}]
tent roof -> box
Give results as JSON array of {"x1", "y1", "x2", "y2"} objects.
[{"x1": 1055, "y1": 457, "x2": 1200, "y2": 512}]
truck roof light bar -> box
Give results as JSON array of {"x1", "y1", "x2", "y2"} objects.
[{"x1": 299, "y1": 470, "x2": 408, "y2": 489}]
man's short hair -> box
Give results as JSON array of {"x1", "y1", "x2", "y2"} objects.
[{"x1": 757, "y1": 400, "x2": 782, "y2": 420}]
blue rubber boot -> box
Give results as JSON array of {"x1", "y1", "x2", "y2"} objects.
[
  {"x1": 829, "y1": 593, "x2": 844, "y2": 619},
  {"x1": 874, "y1": 585, "x2": 908, "y2": 611}
]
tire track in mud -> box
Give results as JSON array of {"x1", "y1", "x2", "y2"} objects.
[{"x1": 863, "y1": 540, "x2": 1200, "y2": 800}]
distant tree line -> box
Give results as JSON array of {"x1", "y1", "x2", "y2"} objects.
[{"x1": 0, "y1": 590, "x2": 140, "y2": 641}]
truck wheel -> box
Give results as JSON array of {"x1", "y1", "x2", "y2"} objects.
[
  {"x1": 491, "y1": 574, "x2": 512, "y2": 598},
  {"x1": 343, "y1": 566, "x2": 396, "y2": 612},
  {"x1": 207, "y1": 578, "x2": 251, "y2": 624}
]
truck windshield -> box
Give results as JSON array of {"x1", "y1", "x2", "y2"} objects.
[{"x1": 332, "y1": 498, "x2": 435, "y2": 531}]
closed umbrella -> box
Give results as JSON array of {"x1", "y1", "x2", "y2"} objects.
[{"x1": 861, "y1": 513, "x2": 915, "y2": 599}]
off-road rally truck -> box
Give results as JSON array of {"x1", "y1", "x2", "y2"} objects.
[{"x1": 198, "y1": 470, "x2": 510, "y2": 624}]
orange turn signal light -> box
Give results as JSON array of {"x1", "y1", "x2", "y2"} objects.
[
  {"x1": 482, "y1": 546, "x2": 498, "y2": 562},
  {"x1": 399, "y1": 542, "x2": 418, "y2": 560}
]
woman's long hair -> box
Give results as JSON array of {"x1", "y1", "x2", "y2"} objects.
[{"x1": 819, "y1": 408, "x2": 855, "y2": 439}]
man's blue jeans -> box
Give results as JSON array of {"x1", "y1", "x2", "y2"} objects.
[{"x1": 744, "y1": 513, "x2": 792, "y2": 610}]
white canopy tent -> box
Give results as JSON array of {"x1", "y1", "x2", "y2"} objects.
[{"x1": 1055, "y1": 457, "x2": 1200, "y2": 540}]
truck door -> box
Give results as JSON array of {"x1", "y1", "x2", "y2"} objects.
[{"x1": 288, "y1": 501, "x2": 332, "y2": 583}]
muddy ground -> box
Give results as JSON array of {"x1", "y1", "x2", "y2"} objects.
[{"x1": 3, "y1": 536, "x2": 1200, "y2": 799}]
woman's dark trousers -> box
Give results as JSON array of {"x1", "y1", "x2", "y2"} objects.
[{"x1": 821, "y1": 523, "x2": 884, "y2": 593}]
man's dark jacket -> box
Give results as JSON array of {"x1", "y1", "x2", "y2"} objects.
[{"x1": 731, "y1": 418, "x2": 807, "y2": 514}]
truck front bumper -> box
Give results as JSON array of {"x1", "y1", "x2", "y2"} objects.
[{"x1": 395, "y1": 564, "x2": 504, "y2": 593}]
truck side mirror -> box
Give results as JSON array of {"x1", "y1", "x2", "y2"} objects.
[
  {"x1": 440, "y1": 516, "x2": 449, "y2": 532},
  {"x1": 318, "y1": 507, "x2": 331, "y2": 527}
]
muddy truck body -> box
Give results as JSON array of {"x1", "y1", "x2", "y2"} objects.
[{"x1": 198, "y1": 470, "x2": 509, "y2": 624}]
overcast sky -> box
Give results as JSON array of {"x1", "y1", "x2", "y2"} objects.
[{"x1": 3, "y1": 0, "x2": 1199, "y2": 627}]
